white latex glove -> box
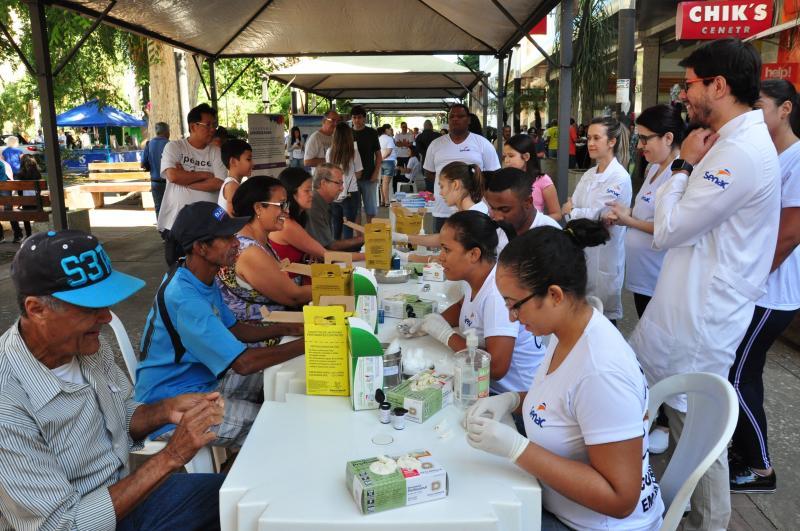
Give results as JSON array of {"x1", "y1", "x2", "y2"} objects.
[
  {"x1": 420, "y1": 313, "x2": 455, "y2": 346},
  {"x1": 465, "y1": 392, "x2": 520, "y2": 425},
  {"x1": 397, "y1": 318, "x2": 424, "y2": 338},
  {"x1": 392, "y1": 232, "x2": 409, "y2": 243},
  {"x1": 466, "y1": 416, "x2": 529, "y2": 462}
]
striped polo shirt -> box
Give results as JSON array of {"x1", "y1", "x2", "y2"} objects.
[{"x1": 0, "y1": 321, "x2": 144, "y2": 530}]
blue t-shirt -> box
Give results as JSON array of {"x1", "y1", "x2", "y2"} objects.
[
  {"x1": 2, "y1": 147, "x2": 22, "y2": 175},
  {"x1": 142, "y1": 136, "x2": 169, "y2": 181},
  {"x1": 136, "y1": 266, "x2": 246, "y2": 436}
]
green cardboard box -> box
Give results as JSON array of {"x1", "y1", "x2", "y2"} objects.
[
  {"x1": 346, "y1": 450, "x2": 448, "y2": 514},
  {"x1": 386, "y1": 370, "x2": 453, "y2": 423}
]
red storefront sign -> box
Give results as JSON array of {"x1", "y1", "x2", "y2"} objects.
[
  {"x1": 529, "y1": 17, "x2": 547, "y2": 36},
  {"x1": 762, "y1": 63, "x2": 800, "y2": 85},
  {"x1": 676, "y1": 1, "x2": 773, "y2": 40}
]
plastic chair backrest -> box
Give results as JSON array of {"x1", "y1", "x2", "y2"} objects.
[
  {"x1": 646, "y1": 372, "x2": 738, "y2": 531},
  {"x1": 586, "y1": 295, "x2": 604, "y2": 314},
  {"x1": 109, "y1": 311, "x2": 138, "y2": 384},
  {"x1": 263, "y1": 354, "x2": 306, "y2": 402}
]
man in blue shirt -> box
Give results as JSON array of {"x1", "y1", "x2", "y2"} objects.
[
  {"x1": 142, "y1": 122, "x2": 170, "y2": 216},
  {"x1": 136, "y1": 201, "x2": 305, "y2": 448}
]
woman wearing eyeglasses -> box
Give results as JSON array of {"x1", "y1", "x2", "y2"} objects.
[
  {"x1": 466, "y1": 220, "x2": 663, "y2": 531},
  {"x1": 605, "y1": 104, "x2": 685, "y2": 318},
  {"x1": 217, "y1": 176, "x2": 312, "y2": 321},
  {"x1": 399, "y1": 210, "x2": 546, "y2": 404}
]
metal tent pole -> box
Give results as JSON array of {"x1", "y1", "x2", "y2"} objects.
[
  {"x1": 209, "y1": 58, "x2": 219, "y2": 110},
  {"x1": 556, "y1": 0, "x2": 574, "y2": 205},
  {"x1": 496, "y1": 53, "x2": 505, "y2": 157},
  {"x1": 616, "y1": 0, "x2": 636, "y2": 122},
  {"x1": 26, "y1": 0, "x2": 67, "y2": 230}
]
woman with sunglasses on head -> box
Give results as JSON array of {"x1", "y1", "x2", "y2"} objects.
[
  {"x1": 561, "y1": 116, "x2": 632, "y2": 325},
  {"x1": 217, "y1": 176, "x2": 312, "y2": 319},
  {"x1": 269, "y1": 167, "x2": 364, "y2": 267},
  {"x1": 727, "y1": 79, "x2": 800, "y2": 493},
  {"x1": 502, "y1": 134, "x2": 561, "y2": 221},
  {"x1": 399, "y1": 210, "x2": 546, "y2": 405},
  {"x1": 466, "y1": 220, "x2": 663, "y2": 531}
]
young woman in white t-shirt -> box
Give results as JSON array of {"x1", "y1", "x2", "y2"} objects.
[
  {"x1": 398, "y1": 210, "x2": 545, "y2": 395},
  {"x1": 605, "y1": 104, "x2": 685, "y2": 319},
  {"x1": 466, "y1": 219, "x2": 663, "y2": 531},
  {"x1": 728, "y1": 79, "x2": 800, "y2": 493},
  {"x1": 561, "y1": 117, "x2": 632, "y2": 324}
]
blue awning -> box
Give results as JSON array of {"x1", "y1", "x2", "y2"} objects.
[{"x1": 56, "y1": 99, "x2": 146, "y2": 128}]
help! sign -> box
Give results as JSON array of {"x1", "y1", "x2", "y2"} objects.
[
  {"x1": 762, "y1": 63, "x2": 800, "y2": 86},
  {"x1": 676, "y1": 1, "x2": 773, "y2": 40}
]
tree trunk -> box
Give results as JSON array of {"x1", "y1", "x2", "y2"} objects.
[{"x1": 146, "y1": 40, "x2": 204, "y2": 140}]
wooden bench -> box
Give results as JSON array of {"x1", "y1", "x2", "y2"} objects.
[
  {"x1": 0, "y1": 180, "x2": 50, "y2": 223},
  {"x1": 83, "y1": 161, "x2": 152, "y2": 209}
]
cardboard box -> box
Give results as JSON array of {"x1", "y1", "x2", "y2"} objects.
[
  {"x1": 304, "y1": 305, "x2": 350, "y2": 396},
  {"x1": 386, "y1": 370, "x2": 453, "y2": 423},
  {"x1": 364, "y1": 222, "x2": 392, "y2": 270},
  {"x1": 381, "y1": 294, "x2": 434, "y2": 319},
  {"x1": 346, "y1": 450, "x2": 448, "y2": 514},
  {"x1": 392, "y1": 206, "x2": 424, "y2": 235},
  {"x1": 311, "y1": 263, "x2": 353, "y2": 306},
  {"x1": 348, "y1": 317, "x2": 384, "y2": 411},
  {"x1": 422, "y1": 263, "x2": 445, "y2": 282}
]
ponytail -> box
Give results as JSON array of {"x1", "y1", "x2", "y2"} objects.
[
  {"x1": 590, "y1": 116, "x2": 629, "y2": 167},
  {"x1": 440, "y1": 161, "x2": 483, "y2": 203},
  {"x1": 498, "y1": 218, "x2": 609, "y2": 299}
]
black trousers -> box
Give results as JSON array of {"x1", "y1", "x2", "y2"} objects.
[{"x1": 728, "y1": 305, "x2": 797, "y2": 469}]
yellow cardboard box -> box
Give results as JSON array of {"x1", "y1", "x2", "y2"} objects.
[
  {"x1": 309, "y1": 252, "x2": 353, "y2": 306},
  {"x1": 392, "y1": 206, "x2": 424, "y2": 235},
  {"x1": 364, "y1": 222, "x2": 392, "y2": 270},
  {"x1": 303, "y1": 305, "x2": 350, "y2": 396}
]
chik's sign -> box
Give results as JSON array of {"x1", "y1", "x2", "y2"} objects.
[{"x1": 676, "y1": 1, "x2": 773, "y2": 40}]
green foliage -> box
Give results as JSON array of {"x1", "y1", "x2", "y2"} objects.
[{"x1": 458, "y1": 55, "x2": 479, "y2": 72}]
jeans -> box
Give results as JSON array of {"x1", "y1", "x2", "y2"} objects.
[
  {"x1": 117, "y1": 472, "x2": 224, "y2": 531},
  {"x1": 330, "y1": 201, "x2": 344, "y2": 240},
  {"x1": 289, "y1": 157, "x2": 304, "y2": 168},
  {"x1": 340, "y1": 192, "x2": 361, "y2": 239},
  {"x1": 358, "y1": 179, "x2": 378, "y2": 217},
  {"x1": 150, "y1": 180, "x2": 167, "y2": 218}
]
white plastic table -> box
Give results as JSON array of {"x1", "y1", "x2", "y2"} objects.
[{"x1": 219, "y1": 393, "x2": 541, "y2": 530}]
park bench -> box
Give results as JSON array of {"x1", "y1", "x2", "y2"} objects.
[
  {"x1": 81, "y1": 162, "x2": 152, "y2": 209},
  {"x1": 0, "y1": 180, "x2": 50, "y2": 224}
]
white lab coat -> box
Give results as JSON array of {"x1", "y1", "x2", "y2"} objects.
[
  {"x1": 570, "y1": 157, "x2": 632, "y2": 320},
  {"x1": 628, "y1": 110, "x2": 780, "y2": 412}
]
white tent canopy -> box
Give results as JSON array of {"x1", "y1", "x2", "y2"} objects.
[
  {"x1": 272, "y1": 56, "x2": 481, "y2": 100},
  {"x1": 52, "y1": 0, "x2": 558, "y2": 58}
]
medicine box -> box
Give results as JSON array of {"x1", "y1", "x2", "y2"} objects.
[
  {"x1": 348, "y1": 317, "x2": 384, "y2": 411},
  {"x1": 422, "y1": 263, "x2": 445, "y2": 282},
  {"x1": 386, "y1": 370, "x2": 453, "y2": 423},
  {"x1": 304, "y1": 305, "x2": 350, "y2": 396},
  {"x1": 346, "y1": 450, "x2": 448, "y2": 514}
]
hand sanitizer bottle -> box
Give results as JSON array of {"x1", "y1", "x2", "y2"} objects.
[{"x1": 453, "y1": 329, "x2": 491, "y2": 409}]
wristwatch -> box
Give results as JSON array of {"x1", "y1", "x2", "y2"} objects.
[{"x1": 670, "y1": 159, "x2": 694, "y2": 174}]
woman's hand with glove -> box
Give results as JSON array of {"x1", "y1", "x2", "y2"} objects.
[
  {"x1": 392, "y1": 232, "x2": 409, "y2": 243},
  {"x1": 397, "y1": 318, "x2": 424, "y2": 338},
  {"x1": 466, "y1": 416, "x2": 529, "y2": 463},
  {"x1": 465, "y1": 392, "x2": 520, "y2": 424},
  {"x1": 419, "y1": 313, "x2": 455, "y2": 346}
]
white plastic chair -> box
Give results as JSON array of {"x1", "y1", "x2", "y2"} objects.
[
  {"x1": 395, "y1": 181, "x2": 417, "y2": 194},
  {"x1": 646, "y1": 373, "x2": 738, "y2": 531},
  {"x1": 109, "y1": 311, "x2": 218, "y2": 473},
  {"x1": 586, "y1": 295, "x2": 604, "y2": 315}
]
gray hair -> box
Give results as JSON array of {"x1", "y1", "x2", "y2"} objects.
[
  {"x1": 313, "y1": 163, "x2": 342, "y2": 189},
  {"x1": 17, "y1": 294, "x2": 63, "y2": 317},
  {"x1": 5, "y1": 136, "x2": 19, "y2": 148},
  {"x1": 155, "y1": 122, "x2": 169, "y2": 136}
]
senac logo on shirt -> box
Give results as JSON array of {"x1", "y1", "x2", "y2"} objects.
[
  {"x1": 529, "y1": 402, "x2": 547, "y2": 427},
  {"x1": 702, "y1": 169, "x2": 731, "y2": 189},
  {"x1": 640, "y1": 191, "x2": 653, "y2": 203},
  {"x1": 606, "y1": 186, "x2": 621, "y2": 198}
]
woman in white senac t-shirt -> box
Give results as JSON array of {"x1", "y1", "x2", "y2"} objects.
[
  {"x1": 466, "y1": 219, "x2": 663, "y2": 531},
  {"x1": 398, "y1": 210, "x2": 546, "y2": 398}
]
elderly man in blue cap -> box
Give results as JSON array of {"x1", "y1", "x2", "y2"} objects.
[{"x1": 0, "y1": 230, "x2": 225, "y2": 530}]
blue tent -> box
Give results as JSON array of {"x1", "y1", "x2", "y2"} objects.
[{"x1": 56, "y1": 99, "x2": 145, "y2": 127}]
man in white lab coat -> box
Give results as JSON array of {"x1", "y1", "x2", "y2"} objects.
[{"x1": 629, "y1": 38, "x2": 780, "y2": 531}]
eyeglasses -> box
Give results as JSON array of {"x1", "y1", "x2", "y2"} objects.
[
  {"x1": 637, "y1": 133, "x2": 663, "y2": 146},
  {"x1": 259, "y1": 200, "x2": 289, "y2": 211},
  {"x1": 682, "y1": 76, "x2": 716, "y2": 92},
  {"x1": 195, "y1": 121, "x2": 218, "y2": 129},
  {"x1": 507, "y1": 292, "x2": 537, "y2": 319},
  {"x1": 324, "y1": 117, "x2": 340, "y2": 124},
  {"x1": 324, "y1": 177, "x2": 344, "y2": 187}
]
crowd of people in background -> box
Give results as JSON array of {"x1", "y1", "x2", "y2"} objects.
[{"x1": 0, "y1": 35, "x2": 797, "y2": 531}]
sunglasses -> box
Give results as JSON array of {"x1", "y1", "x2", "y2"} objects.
[{"x1": 259, "y1": 200, "x2": 289, "y2": 211}]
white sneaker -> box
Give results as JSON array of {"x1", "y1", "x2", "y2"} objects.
[{"x1": 649, "y1": 427, "x2": 669, "y2": 454}]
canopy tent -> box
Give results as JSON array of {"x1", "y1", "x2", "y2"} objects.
[
  {"x1": 55, "y1": 99, "x2": 146, "y2": 127},
  {"x1": 350, "y1": 98, "x2": 456, "y2": 114},
  {"x1": 271, "y1": 56, "x2": 482, "y2": 100},
  {"x1": 51, "y1": 0, "x2": 559, "y2": 58}
]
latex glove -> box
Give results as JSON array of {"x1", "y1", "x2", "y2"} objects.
[
  {"x1": 466, "y1": 416, "x2": 529, "y2": 462},
  {"x1": 392, "y1": 232, "x2": 409, "y2": 243},
  {"x1": 466, "y1": 392, "x2": 520, "y2": 425},
  {"x1": 420, "y1": 313, "x2": 455, "y2": 346},
  {"x1": 397, "y1": 318, "x2": 425, "y2": 338}
]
